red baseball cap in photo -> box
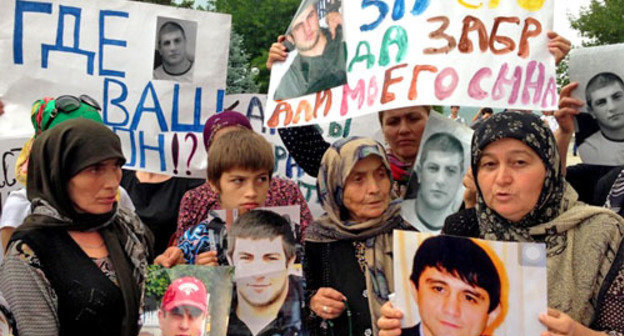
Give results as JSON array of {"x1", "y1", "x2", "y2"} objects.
[{"x1": 161, "y1": 276, "x2": 208, "y2": 312}]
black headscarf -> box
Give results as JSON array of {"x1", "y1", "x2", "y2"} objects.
[
  {"x1": 471, "y1": 111, "x2": 566, "y2": 240},
  {"x1": 15, "y1": 119, "x2": 148, "y2": 336}
]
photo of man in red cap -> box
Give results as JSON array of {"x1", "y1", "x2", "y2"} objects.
[{"x1": 158, "y1": 276, "x2": 209, "y2": 336}]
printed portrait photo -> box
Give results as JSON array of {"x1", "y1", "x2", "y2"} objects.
[
  {"x1": 569, "y1": 43, "x2": 624, "y2": 166},
  {"x1": 140, "y1": 265, "x2": 233, "y2": 336},
  {"x1": 153, "y1": 17, "x2": 198, "y2": 83},
  {"x1": 225, "y1": 210, "x2": 307, "y2": 336},
  {"x1": 401, "y1": 112, "x2": 473, "y2": 233},
  {"x1": 271, "y1": 0, "x2": 347, "y2": 101},
  {"x1": 393, "y1": 231, "x2": 548, "y2": 336}
]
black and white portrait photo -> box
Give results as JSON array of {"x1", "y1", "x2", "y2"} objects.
[
  {"x1": 153, "y1": 17, "x2": 198, "y2": 82},
  {"x1": 401, "y1": 112, "x2": 473, "y2": 233},
  {"x1": 570, "y1": 43, "x2": 624, "y2": 166},
  {"x1": 271, "y1": 0, "x2": 346, "y2": 100}
]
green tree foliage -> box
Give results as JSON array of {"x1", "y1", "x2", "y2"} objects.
[
  {"x1": 570, "y1": 0, "x2": 624, "y2": 46},
  {"x1": 227, "y1": 31, "x2": 260, "y2": 94},
  {"x1": 212, "y1": 0, "x2": 301, "y2": 92}
]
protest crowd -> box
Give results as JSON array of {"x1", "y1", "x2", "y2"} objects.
[{"x1": 1, "y1": 0, "x2": 624, "y2": 336}]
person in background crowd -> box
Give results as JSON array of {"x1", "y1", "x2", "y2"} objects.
[
  {"x1": 0, "y1": 120, "x2": 157, "y2": 336},
  {"x1": 378, "y1": 111, "x2": 624, "y2": 336},
  {"x1": 470, "y1": 108, "x2": 493, "y2": 130},
  {"x1": 305, "y1": 137, "x2": 413, "y2": 336},
  {"x1": 121, "y1": 170, "x2": 203, "y2": 256},
  {"x1": 0, "y1": 96, "x2": 136, "y2": 251},
  {"x1": 448, "y1": 105, "x2": 466, "y2": 125},
  {"x1": 174, "y1": 111, "x2": 312, "y2": 244}
]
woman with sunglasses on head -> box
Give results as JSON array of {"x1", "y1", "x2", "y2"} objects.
[
  {"x1": 0, "y1": 95, "x2": 137, "y2": 251},
  {"x1": 0, "y1": 119, "x2": 173, "y2": 336}
]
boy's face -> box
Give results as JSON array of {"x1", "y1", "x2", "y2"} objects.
[
  {"x1": 215, "y1": 168, "x2": 270, "y2": 213},
  {"x1": 589, "y1": 82, "x2": 624, "y2": 131},
  {"x1": 412, "y1": 266, "x2": 499, "y2": 336}
]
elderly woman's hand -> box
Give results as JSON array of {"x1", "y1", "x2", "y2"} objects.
[
  {"x1": 463, "y1": 167, "x2": 477, "y2": 209},
  {"x1": 154, "y1": 246, "x2": 185, "y2": 267},
  {"x1": 195, "y1": 250, "x2": 219, "y2": 266},
  {"x1": 539, "y1": 308, "x2": 606, "y2": 336},
  {"x1": 378, "y1": 301, "x2": 403, "y2": 336},
  {"x1": 310, "y1": 287, "x2": 347, "y2": 320},
  {"x1": 267, "y1": 35, "x2": 289, "y2": 70},
  {"x1": 556, "y1": 82, "x2": 584, "y2": 135},
  {"x1": 547, "y1": 31, "x2": 571, "y2": 66}
]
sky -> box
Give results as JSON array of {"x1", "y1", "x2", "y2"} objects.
[{"x1": 552, "y1": 0, "x2": 591, "y2": 46}]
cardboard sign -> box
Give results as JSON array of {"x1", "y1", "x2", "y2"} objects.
[
  {"x1": 266, "y1": 0, "x2": 557, "y2": 128},
  {"x1": 0, "y1": 0, "x2": 231, "y2": 176}
]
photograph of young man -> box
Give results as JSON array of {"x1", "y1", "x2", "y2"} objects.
[
  {"x1": 158, "y1": 277, "x2": 208, "y2": 336},
  {"x1": 154, "y1": 20, "x2": 194, "y2": 82}
]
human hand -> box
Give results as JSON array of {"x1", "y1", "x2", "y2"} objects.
[
  {"x1": 556, "y1": 82, "x2": 584, "y2": 135},
  {"x1": 539, "y1": 308, "x2": 606, "y2": 336},
  {"x1": 154, "y1": 246, "x2": 185, "y2": 268},
  {"x1": 326, "y1": 12, "x2": 343, "y2": 40},
  {"x1": 463, "y1": 167, "x2": 477, "y2": 209},
  {"x1": 547, "y1": 31, "x2": 571, "y2": 66},
  {"x1": 195, "y1": 250, "x2": 219, "y2": 266},
  {"x1": 310, "y1": 287, "x2": 347, "y2": 320},
  {"x1": 267, "y1": 35, "x2": 289, "y2": 70},
  {"x1": 378, "y1": 301, "x2": 404, "y2": 336},
  {"x1": 0, "y1": 99, "x2": 4, "y2": 116}
]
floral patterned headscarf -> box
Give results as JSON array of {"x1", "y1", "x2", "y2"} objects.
[{"x1": 472, "y1": 111, "x2": 566, "y2": 241}]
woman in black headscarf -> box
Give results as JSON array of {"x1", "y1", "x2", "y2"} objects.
[{"x1": 0, "y1": 119, "x2": 152, "y2": 336}]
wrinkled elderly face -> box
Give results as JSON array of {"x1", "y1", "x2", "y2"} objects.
[
  {"x1": 414, "y1": 267, "x2": 498, "y2": 336},
  {"x1": 67, "y1": 158, "x2": 122, "y2": 214},
  {"x1": 343, "y1": 155, "x2": 392, "y2": 222},
  {"x1": 290, "y1": 5, "x2": 321, "y2": 52},
  {"x1": 159, "y1": 28, "x2": 187, "y2": 66},
  {"x1": 588, "y1": 82, "x2": 624, "y2": 132},
  {"x1": 476, "y1": 138, "x2": 546, "y2": 222}
]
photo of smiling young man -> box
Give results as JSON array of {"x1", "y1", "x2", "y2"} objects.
[
  {"x1": 402, "y1": 113, "x2": 472, "y2": 233},
  {"x1": 226, "y1": 210, "x2": 307, "y2": 336},
  {"x1": 158, "y1": 277, "x2": 209, "y2": 336},
  {"x1": 402, "y1": 235, "x2": 502, "y2": 336},
  {"x1": 153, "y1": 17, "x2": 197, "y2": 82}
]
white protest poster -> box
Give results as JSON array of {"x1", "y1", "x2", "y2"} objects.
[
  {"x1": 393, "y1": 231, "x2": 547, "y2": 335},
  {"x1": 401, "y1": 112, "x2": 473, "y2": 232},
  {"x1": 141, "y1": 265, "x2": 233, "y2": 336},
  {"x1": 266, "y1": 0, "x2": 557, "y2": 128},
  {"x1": 0, "y1": 0, "x2": 231, "y2": 176},
  {"x1": 223, "y1": 94, "x2": 383, "y2": 217},
  {"x1": 0, "y1": 135, "x2": 30, "y2": 217},
  {"x1": 569, "y1": 44, "x2": 624, "y2": 166}
]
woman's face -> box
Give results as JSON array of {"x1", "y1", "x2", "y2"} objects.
[
  {"x1": 67, "y1": 158, "x2": 123, "y2": 214},
  {"x1": 215, "y1": 168, "x2": 270, "y2": 214},
  {"x1": 380, "y1": 106, "x2": 429, "y2": 164},
  {"x1": 343, "y1": 156, "x2": 392, "y2": 222},
  {"x1": 476, "y1": 138, "x2": 546, "y2": 222}
]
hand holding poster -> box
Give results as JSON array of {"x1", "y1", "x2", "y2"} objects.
[
  {"x1": 569, "y1": 43, "x2": 624, "y2": 166},
  {"x1": 266, "y1": 0, "x2": 557, "y2": 128},
  {"x1": 393, "y1": 231, "x2": 547, "y2": 336},
  {"x1": 0, "y1": 0, "x2": 231, "y2": 176},
  {"x1": 401, "y1": 112, "x2": 473, "y2": 232}
]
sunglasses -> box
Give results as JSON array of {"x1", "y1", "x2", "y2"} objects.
[
  {"x1": 41, "y1": 94, "x2": 101, "y2": 132},
  {"x1": 169, "y1": 305, "x2": 204, "y2": 318}
]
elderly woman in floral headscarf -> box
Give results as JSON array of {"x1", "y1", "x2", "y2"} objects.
[
  {"x1": 305, "y1": 137, "x2": 413, "y2": 336},
  {"x1": 378, "y1": 111, "x2": 624, "y2": 336}
]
